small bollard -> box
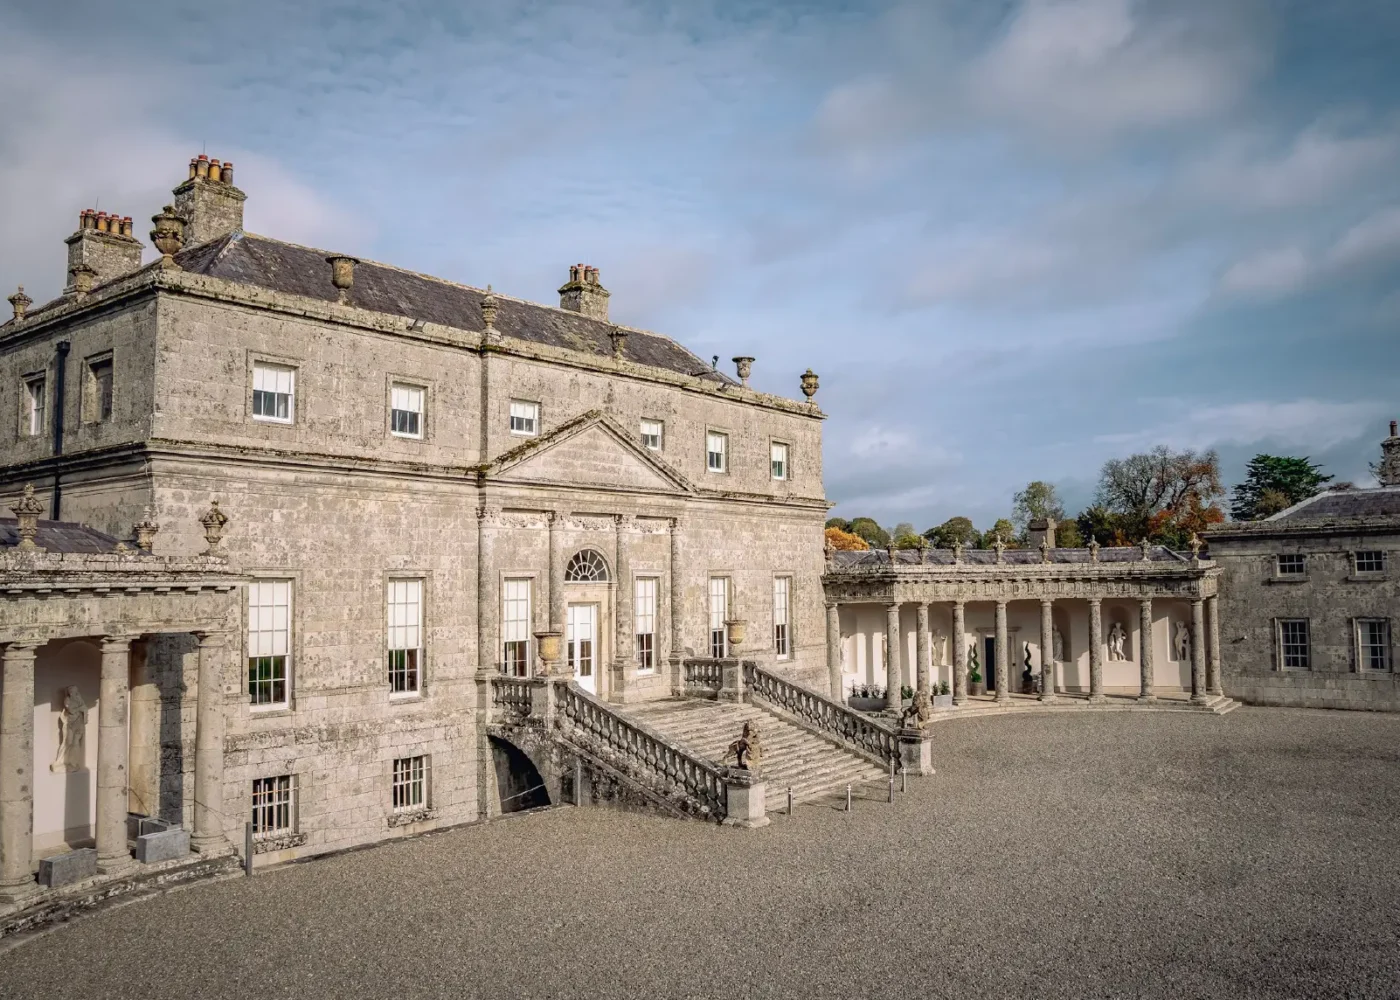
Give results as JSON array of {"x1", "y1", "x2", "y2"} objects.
[
  {"x1": 787, "y1": 786, "x2": 793, "y2": 816},
  {"x1": 574, "y1": 759, "x2": 584, "y2": 806},
  {"x1": 845, "y1": 784, "x2": 852, "y2": 812},
  {"x1": 902, "y1": 770, "x2": 907, "y2": 794},
  {"x1": 244, "y1": 822, "x2": 254, "y2": 877},
  {"x1": 888, "y1": 776, "x2": 894, "y2": 804}
]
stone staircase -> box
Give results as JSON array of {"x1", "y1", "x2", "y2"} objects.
[{"x1": 622, "y1": 699, "x2": 889, "y2": 805}]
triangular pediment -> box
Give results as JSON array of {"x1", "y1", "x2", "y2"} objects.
[{"x1": 485, "y1": 410, "x2": 693, "y2": 495}]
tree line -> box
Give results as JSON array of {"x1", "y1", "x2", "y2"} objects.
[{"x1": 827, "y1": 447, "x2": 1338, "y2": 553}]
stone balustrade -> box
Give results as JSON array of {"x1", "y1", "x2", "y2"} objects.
[{"x1": 743, "y1": 662, "x2": 902, "y2": 768}]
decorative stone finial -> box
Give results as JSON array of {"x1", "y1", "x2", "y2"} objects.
[
  {"x1": 733, "y1": 356, "x2": 754, "y2": 387},
  {"x1": 952, "y1": 538, "x2": 964, "y2": 564},
  {"x1": 885, "y1": 542, "x2": 896, "y2": 565},
  {"x1": 610, "y1": 326, "x2": 628, "y2": 360},
  {"x1": 1140, "y1": 536, "x2": 1152, "y2": 561},
  {"x1": 11, "y1": 484, "x2": 45, "y2": 551},
  {"x1": 481, "y1": 285, "x2": 498, "y2": 332},
  {"x1": 199, "y1": 500, "x2": 229, "y2": 554},
  {"x1": 8, "y1": 286, "x2": 32, "y2": 322},
  {"x1": 133, "y1": 505, "x2": 160, "y2": 553},
  {"x1": 993, "y1": 533, "x2": 1006, "y2": 564},
  {"x1": 823, "y1": 536, "x2": 833, "y2": 562},
  {"x1": 1088, "y1": 538, "x2": 1100, "y2": 563},
  {"x1": 800, "y1": 368, "x2": 819, "y2": 403},
  {"x1": 326, "y1": 255, "x2": 358, "y2": 296},
  {"x1": 150, "y1": 205, "x2": 185, "y2": 261},
  {"x1": 1039, "y1": 538, "x2": 1050, "y2": 564},
  {"x1": 70, "y1": 264, "x2": 97, "y2": 297},
  {"x1": 1189, "y1": 532, "x2": 1202, "y2": 562}
]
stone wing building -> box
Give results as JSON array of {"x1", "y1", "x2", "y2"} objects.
[
  {"x1": 1206, "y1": 424, "x2": 1400, "y2": 711},
  {"x1": 0, "y1": 155, "x2": 828, "y2": 881}
]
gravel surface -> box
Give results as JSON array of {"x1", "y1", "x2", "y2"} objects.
[{"x1": 2, "y1": 707, "x2": 1398, "y2": 999}]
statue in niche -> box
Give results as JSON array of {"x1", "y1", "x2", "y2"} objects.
[
  {"x1": 931, "y1": 630, "x2": 946, "y2": 666},
  {"x1": 1052, "y1": 626, "x2": 1065, "y2": 663},
  {"x1": 1107, "y1": 622, "x2": 1127, "y2": 662},
  {"x1": 51, "y1": 686, "x2": 88, "y2": 773},
  {"x1": 1173, "y1": 621, "x2": 1190, "y2": 662}
]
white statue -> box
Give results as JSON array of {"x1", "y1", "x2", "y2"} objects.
[
  {"x1": 1173, "y1": 621, "x2": 1190, "y2": 662},
  {"x1": 51, "y1": 686, "x2": 88, "y2": 773},
  {"x1": 1107, "y1": 621, "x2": 1127, "y2": 662},
  {"x1": 1052, "y1": 626, "x2": 1065, "y2": 663},
  {"x1": 931, "y1": 630, "x2": 946, "y2": 666}
]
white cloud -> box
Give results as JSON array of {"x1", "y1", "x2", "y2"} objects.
[
  {"x1": 1218, "y1": 246, "x2": 1310, "y2": 297},
  {"x1": 1218, "y1": 204, "x2": 1400, "y2": 300},
  {"x1": 1097, "y1": 399, "x2": 1389, "y2": 453},
  {"x1": 1326, "y1": 205, "x2": 1400, "y2": 270},
  {"x1": 966, "y1": 0, "x2": 1263, "y2": 137}
]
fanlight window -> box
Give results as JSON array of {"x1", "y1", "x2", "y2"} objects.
[{"x1": 565, "y1": 549, "x2": 610, "y2": 583}]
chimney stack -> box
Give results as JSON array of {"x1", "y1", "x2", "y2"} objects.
[
  {"x1": 558, "y1": 263, "x2": 610, "y2": 321},
  {"x1": 1027, "y1": 518, "x2": 1057, "y2": 550},
  {"x1": 173, "y1": 153, "x2": 247, "y2": 248},
  {"x1": 64, "y1": 207, "x2": 142, "y2": 292},
  {"x1": 1381, "y1": 420, "x2": 1400, "y2": 487}
]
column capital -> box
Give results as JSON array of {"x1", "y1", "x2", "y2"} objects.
[
  {"x1": 99, "y1": 634, "x2": 140, "y2": 653},
  {"x1": 825, "y1": 600, "x2": 839, "y2": 611},
  {"x1": 1, "y1": 640, "x2": 42, "y2": 658},
  {"x1": 193, "y1": 630, "x2": 230, "y2": 648},
  {"x1": 1040, "y1": 596, "x2": 1054, "y2": 608},
  {"x1": 1087, "y1": 596, "x2": 1102, "y2": 608}
]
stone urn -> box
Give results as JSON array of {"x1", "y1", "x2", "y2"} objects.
[
  {"x1": 534, "y1": 629, "x2": 563, "y2": 673},
  {"x1": 724, "y1": 619, "x2": 747, "y2": 652}
]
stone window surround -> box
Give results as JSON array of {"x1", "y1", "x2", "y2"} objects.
[
  {"x1": 20, "y1": 368, "x2": 46, "y2": 438},
  {"x1": 706, "y1": 427, "x2": 730, "y2": 475},
  {"x1": 1353, "y1": 617, "x2": 1392, "y2": 673},
  {"x1": 640, "y1": 417, "x2": 663, "y2": 451},
  {"x1": 384, "y1": 571, "x2": 430, "y2": 700},
  {"x1": 386, "y1": 374, "x2": 431, "y2": 441},
  {"x1": 1276, "y1": 617, "x2": 1311, "y2": 671},
  {"x1": 244, "y1": 570, "x2": 301, "y2": 715},
  {"x1": 773, "y1": 573, "x2": 793, "y2": 660},
  {"x1": 1350, "y1": 550, "x2": 1388, "y2": 580},
  {"x1": 247, "y1": 351, "x2": 301, "y2": 425},
  {"x1": 81, "y1": 349, "x2": 114, "y2": 425},
  {"x1": 1272, "y1": 553, "x2": 1308, "y2": 582},
  {"x1": 633, "y1": 574, "x2": 660, "y2": 673}
]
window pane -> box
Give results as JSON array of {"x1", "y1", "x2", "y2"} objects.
[
  {"x1": 641, "y1": 420, "x2": 662, "y2": 450},
  {"x1": 502, "y1": 578, "x2": 531, "y2": 673},
  {"x1": 709, "y1": 577, "x2": 728, "y2": 657},
  {"x1": 1277, "y1": 554, "x2": 1306, "y2": 575},
  {"x1": 771, "y1": 443, "x2": 787, "y2": 480},
  {"x1": 247, "y1": 580, "x2": 292, "y2": 704},
  {"x1": 1356, "y1": 551, "x2": 1385, "y2": 573}
]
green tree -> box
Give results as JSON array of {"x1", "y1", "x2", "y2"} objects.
[
  {"x1": 825, "y1": 517, "x2": 850, "y2": 532},
  {"x1": 1094, "y1": 446, "x2": 1224, "y2": 544},
  {"x1": 892, "y1": 522, "x2": 916, "y2": 540},
  {"x1": 1231, "y1": 455, "x2": 1333, "y2": 521},
  {"x1": 924, "y1": 516, "x2": 978, "y2": 549},
  {"x1": 1054, "y1": 519, "x2": 1085, "y2": 548},
  {"x1": 979, "y1": 518, "x2": 1018, "y2": 549},
  {"x1": 1010, "y1": 481, "x2": 1066, "y2": 535},
  {"x1": 892, "y1": 532, "x2": 925, "y2": 550},
  {"x1": 846, "y1": 517, "x2": 890, "y2": 548},
  {"x1": 1076, "y1": 505, "x2": 1123, "y2": 547}
]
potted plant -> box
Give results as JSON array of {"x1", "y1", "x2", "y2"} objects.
[
  {"x1": 968, "y1": 648, "x2": 984, "y2": 697},
  {"x1": 847, "y1": 684, "x2": 884, "y2": 712},
  {"x1": 900, "y1": 684, "x2": 914, "y2": 707},
  {"x1": 933, "y1": 680, "x2": 953, "y2": 709}
]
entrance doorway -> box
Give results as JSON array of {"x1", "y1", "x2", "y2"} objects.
[
  {"x1": 567, "y1": 604, "x2": 598, "y2": 695},
  {"x1": 984, "y1": 635, "x2": 997, "y2": 693}
]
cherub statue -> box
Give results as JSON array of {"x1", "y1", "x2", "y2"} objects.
[
  {"x1": 51, "y1": 686, "x2": 88, "y2": 773},
  {"x1": 725, "y1": 722, "x2": 763, "y2": 771}
]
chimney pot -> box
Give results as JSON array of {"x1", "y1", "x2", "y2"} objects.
[
  {"x1": 221, "y1": 161, "x2": 233, "y2": 185},
  {"x1": 1391, "y1": 420, "x2": 1397, "y2": 437},
  {"x1": 208, "y1": 159, "x2": 222, "y2": 182},
  {"x1": 188, "y1": 158, "x2": 199, "y2": 179},
  {"x1": 196, "y1": 156, "x2": 210, "y2": 179}
]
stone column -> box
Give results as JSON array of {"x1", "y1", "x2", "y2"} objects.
[
  {"x1": 127, "y1": 640, "x2": 160, "y2": 817},
  {"x1": 477, "y1": 503, "x2": 497, "y2": 672},
  {"x1": 548, "y1": 510, "x2": 564, "y2": 631},
  {"x1": 951, "y1": 601, "x2": 967, "y2": 705},
  {"x1": 1039, "y1": 598, "x2": 1056, "y2": 704},
  {"x1": 825, "y1": 602, "x2": 841, "y2": 700},
  {"x1": 97, "y1": 635, "x2": 136, "y2": 874},
  {"x1": 994, "y1": 600, "x2": 1010, "y2": 704},
  {"x1": 1190, "y1": 598, "x2": 1207, "y2": 705},
  {"x1": 915, "y1": 603, "x2": 930, "y2": 694},
  {"x1": 1206, "y1": 596, "x2": 1223, "y2": 697},
  {"x1": 611, "y1": 514, "x2": 632, "y2": 701},
  {"x1": 668, "y1": 516, "x2": 684, "y2": 697},
  {"x1": 0, "y1": 642, "x2": 40, "y2": 904},
  {"x1": 1137, "y1": 599, "x2": 1155, "y2": 702},
  {"x1": 1088, "y1": 598, "x2": 1106, "y2": 703},
  {"x1": 191, "y1": 632, "x2": 230, "y2": 854},
  {"x1": 883, "y1": 603, "x2": 902, "y2": 713}
]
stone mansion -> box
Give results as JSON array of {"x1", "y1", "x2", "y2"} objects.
[{"x1": 0, "y1": 154, "x2": 1394, "y2": 920}]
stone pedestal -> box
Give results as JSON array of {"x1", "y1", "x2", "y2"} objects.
[
  {"x1": 721, "y1": 768, "x2": 769, "y2": 829},
  {"x1": 717, "y1": 659, "x2": 745, "y2": 703},
  {"x1": 38, "y1": 848, "x2": 98, "y2": 888},
  {"x1": 898, "y1": 727, "x2": 934, "y2": 776},
  {"x1": 529, "y1": 675, "x2": 563, "y2": 723}
]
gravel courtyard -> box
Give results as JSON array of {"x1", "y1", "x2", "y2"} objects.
[{"x1": 2, "y1": 707, "x2": 1398, "y2": 999}]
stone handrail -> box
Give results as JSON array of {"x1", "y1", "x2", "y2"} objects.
[
  {"x1": 681, "y1": 658, "x2": 723, "y2": 696},
  {"x1": 743, "y1": 663, "x2": 901, "y2": 767},
  {"x1": 558, "y1": 682, "x2": 728, "y2": 822},
  {"x1": 489, "y1": 674, "x2": 532, "y2": 720}
]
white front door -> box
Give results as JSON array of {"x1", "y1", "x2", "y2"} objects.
[{"x1": 567, "y1": 604, "x2": 598, "y2": 695}]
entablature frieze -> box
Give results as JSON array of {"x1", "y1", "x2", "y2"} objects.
[{"x1": 824, "y1": 573, "x2": 1217, "y2": 605}]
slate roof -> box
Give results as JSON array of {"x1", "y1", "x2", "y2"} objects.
[
  {"x1": 828, "y1": 545, "x2": 1187, "y2": 569},
  {"x1": 174, "y1": 232, "x2": 734, "y2": 384},
  {"x1": 0, "y1": 518, "x2": 126, "y2": 554},
  {"x1": 1268, "y1": 486, "x2": 1400, "y2": 522}
]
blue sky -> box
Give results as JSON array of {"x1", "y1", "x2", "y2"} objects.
[{"x1": 3, "y1": 0, "x2": 1398, "y2": 531}]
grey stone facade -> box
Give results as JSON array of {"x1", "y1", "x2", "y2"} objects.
[
  {"x1": 0, "y1": 154, "x2": 829, "y2": 871},
  {"x1": 1207, "y1": 443, "x2": 1400, "y2": 711}
]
